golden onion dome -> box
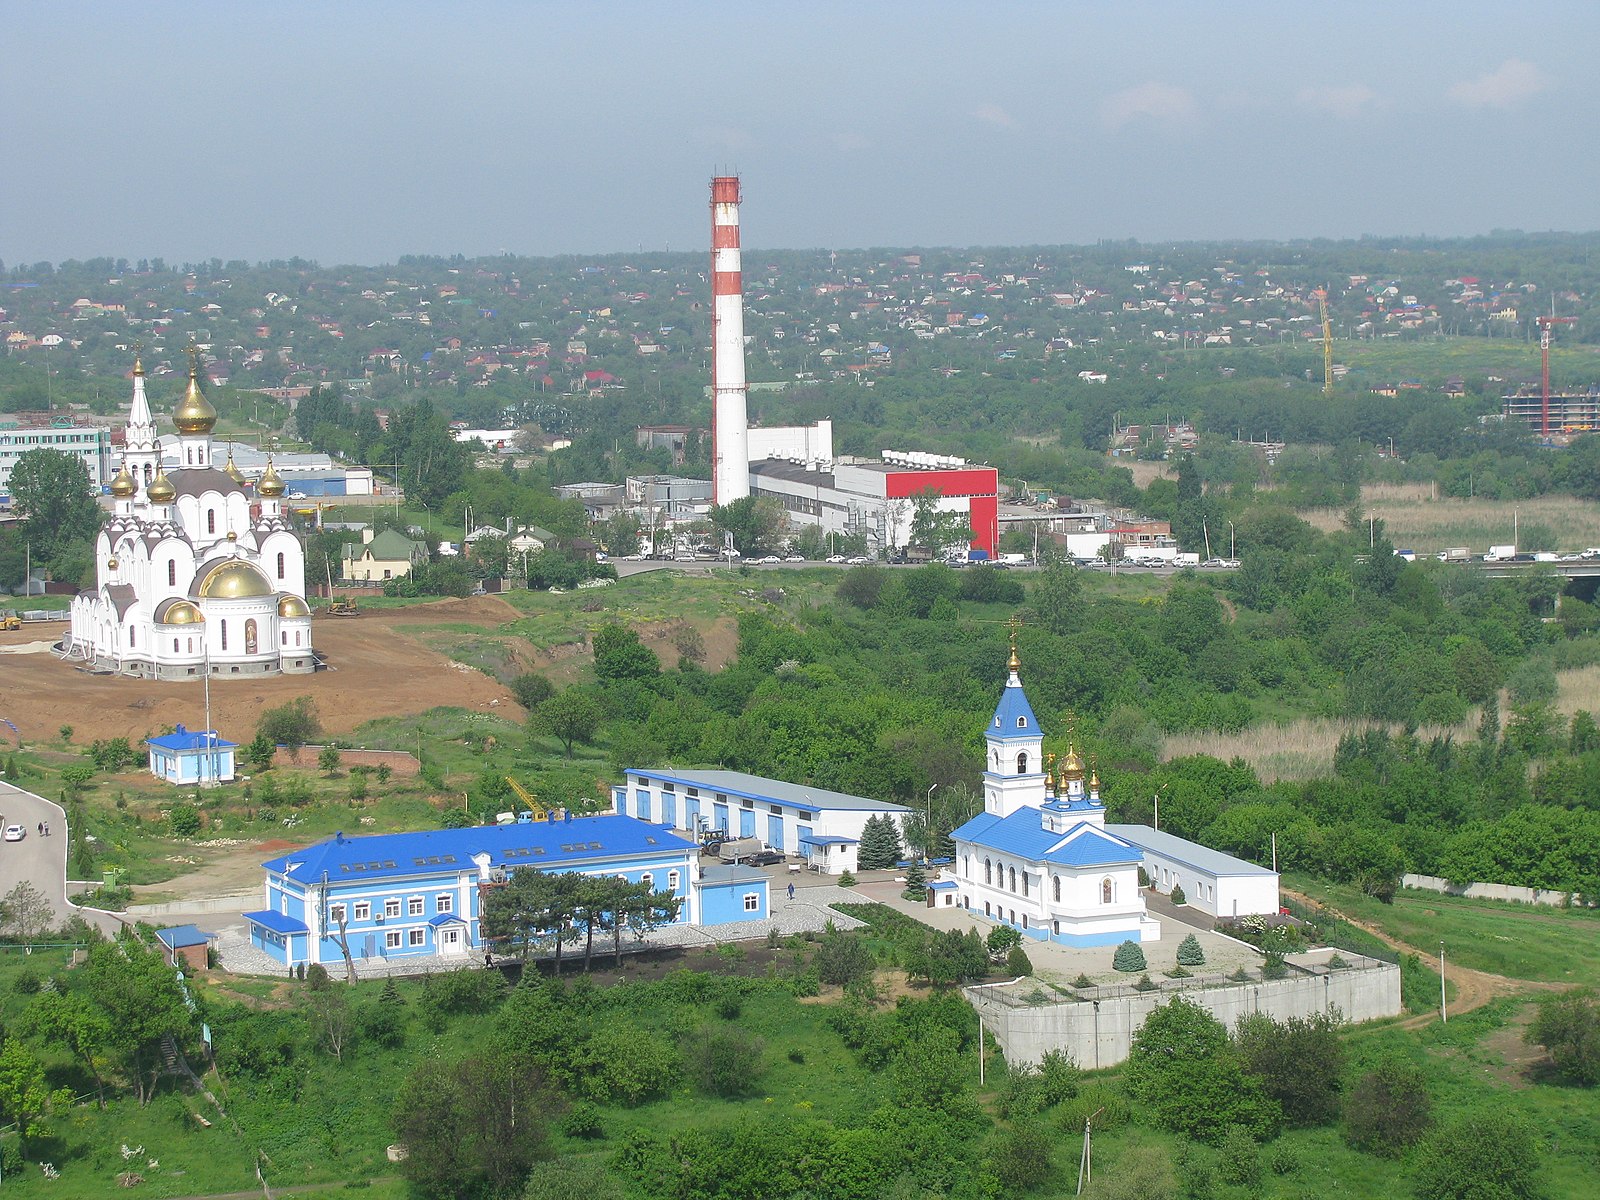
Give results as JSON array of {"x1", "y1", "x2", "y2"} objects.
[
  {"x1": 257, "y1": 458, "x2": 286, "y2": 498},
  {"x1": 133, "y1": 353, "x2": 144, "y2": 377},
  {"x1": 106, "y1": 556, "x2": 119, "y2": 571},
  {"x1": 198, "y1": 560, "x2": 273, "y2": 599},
  {"x1": 159, "y1": 599, "x2": 205, "y2": 625},
  {"x1": 173, "y1": 366, "x2": 218, "y2": 435},
  {"x1": 277, "y1": 594, "x2": 310, "y2": 618},
  {"x1": 109, "y1": 461, "x2": 136, "y2": 498},
  {"x1": 1059, "y1": 745, "x2": 1085, "y2": 783},
  {"x1": 223, "y1": 449, "x2": 247, "y2": 485},
  {"x1": 146, "y1": 466, "x2": 177, "y2": 504}
]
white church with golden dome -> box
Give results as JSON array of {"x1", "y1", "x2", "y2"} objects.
[{"x1": 66, "y1": 351, "x2": 315, "y2": 679}]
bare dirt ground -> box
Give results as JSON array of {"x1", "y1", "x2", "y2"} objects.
[{"x1": 0, "y1": 596, "x2": 521, "y2": 745}]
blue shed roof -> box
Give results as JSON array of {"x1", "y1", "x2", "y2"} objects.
[
  {"x1": 155, "y1": 924, "x2": 213, "y2": 949},
  {"x1": 262, "y1": 813, "x2": 696, "y2": 885},
  {"x1": 988, "y1": 674, "x2": 1040, "y2": 742},
  {"x1": 148, "y1": 724, "x2": 238, "y2": 752},
  {"x1": 243, "y1": 910, "x2": 309, "y2": 935},
  {"x1": 798, "y1": 834, "x2": 858, "y2": 847},
  {"x1": 952, "y1": 809, "x2": 1142, "y2": 868},
  {"x1": 699, "y1": 864, "x2": 770, "y2": 887},
  {"x1": 427, "y1": 913, "x2": 468, "y2": 927}
]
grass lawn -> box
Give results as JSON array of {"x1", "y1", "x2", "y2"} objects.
[{"x1": 1286, "y1": 875, "x2": 1600, "y2": 985}]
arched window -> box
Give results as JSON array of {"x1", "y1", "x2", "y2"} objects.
[
  {"x1": 173, "y1": 638, "x2": 179, "y2": 652},
  {"x1": 295, "y1": 631, "x2": 301, "y2": 646},
  {"x1": 129, "y1": 627, "x2": 136, "y2": 647},
  {"x1": 992, "y1": 750, "x2": 1000, "y2": 768},
  {"x1": 219, "y1": 620, "x2": 228, "y2": 651},
  {"x1": 1021, "y1": 872, "x2": 1029, "y2": 897},
  {"x1": 1008, "y1": 866, "x2": 1017, "y2": 893},
  {"x1": 167, "y1": 560, "x2": 176, "y2": 586},
  {"x1": 207, "y1": 509, "x2": 216, "y2": 534},
  {"x1": 640, "y1": 872, "x2": 653, "y2": 891},
  {"x1": 282, "y1": 630, "x2": 288, "y2": 646},
  {"x1": 276, "y1": 552, "x2": 285, "y2": 579},
  {"x1": 1101, "y1": 878, "x2": 1113, "y2": 905},
  {"x1": 667, "y1": 869, "x2": 680, "y2": 891},
  {"x1": 1016, "y1": 716, "x2": 1026, "y2": 729},
  {"x1": 1016, "y1": 751, "x2": 1028, "y2": 774},
  {"x1": 984, "y1": 901, "x2": 991, "y2": 916},
  {"x1": 1052, "y1": 875, "x2": 1061, "y2": 902},
  {"x1": 993, "y1": 716, "x2": 1001, "y2": 727},
  {"x1": 984, "y1": 858, "x2": 992, "y2": 884},
  {"x1": 962, "y1": 854, "x2": 970, "y2": 877},
  {"x1": 142, "y1": 463, "x2": 152, "y2": 485}
]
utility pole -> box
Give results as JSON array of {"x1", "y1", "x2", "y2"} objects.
[
  {"x1": 1440, "y1": 942, "x2": 1447, "y2": 1023},
  {"x1": 1076, "y1": 1107, "x2": 1106, "y2": 1196}
]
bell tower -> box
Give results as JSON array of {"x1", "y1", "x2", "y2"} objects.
[{"x1": 983, "y1": 621, "x2": 1047, "y2": 818}]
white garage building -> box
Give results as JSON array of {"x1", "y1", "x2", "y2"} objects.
[
  {"x1": 1106, "y1": 824, "x2": 1280, "y2": 919},
  {"x1": 613, "y1": 768, "x2": 909, "y2": 876}
]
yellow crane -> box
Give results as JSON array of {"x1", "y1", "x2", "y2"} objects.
[
  {"x1": 1316, "y1": 288, "x2": 1334, "y2": 395},
  {"x1": 504, "y1": 777, "x2": 551, "y2": 821}
]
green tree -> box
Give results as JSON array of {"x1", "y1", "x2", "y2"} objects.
[
  {"x1": 318, "y1": 744, "x2": 341, "y2": 776},
  {"x1": 532, "y1": 687, "x2": 605, "y2": 758},
  {"x1": 683, "y1": 1025, "x2": 764, "y2": 1098},
  {"x1": 1, "y1": 881, "x2": 54, "y2": 942},
  {"x1": 1176, "y1": 933, "x2": 1206, "y2": 966},
  {"x1": 1125, "y1": 997, "x2": 1280, "y2": 1144},
  {"x1": 906, "y1": 487, "x2": 973, "y2": 556},
  {"x1": 591, "y1": 623, "x2": 660, "y2": 682},
  {"x1": 8, "y1": 447, "x2": 101, "y2": 563},
  {"x1": 394, "y1": 1051, "x2": 559, "y2": 1200},
  {"x1": 80, "y1": 935, "x2": 194, "y2": 1104},
  {"x1": 710, "y1": 494, "x2": 787, "y2": 555},
  {"x1": 0, "y1": 1038, "x2": 70, "y2": 1147},
  {"x1": 510, "y1": 672, "x2": 556, "y2": 709},
  {"x1": 1233, "y1": 1010, "x2": 1345, "y2": 1126},
  {"x1": 1411, "y1": 1111, "x2": 1542, "y2": 1200},
  {"x1": 1527, "y1": 990, "x2": 1600, "y2": 1086},
  {"x1": 814, "y1": 929, "x2": 874, "y2": 987},
  {"x1": 257, "y1": 696, "x2": 321, "y2": 760},
  {"x1": 1113, "y1": 940, "x2": 1146, "y2": 972},
  {"x1": 857, "y1": 814, "x2": 905, "y2": 869},
  {"x1": 1030, "y1": 560, "x2": 1083, "y2": 635}
]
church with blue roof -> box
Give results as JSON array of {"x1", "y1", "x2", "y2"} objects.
[{"x1": 949, "y1": 639, "x2": 1165, "y2": 947}]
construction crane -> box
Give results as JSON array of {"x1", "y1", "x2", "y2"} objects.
[
  {"x1": 504, "y1": 777, "x2": 551, "y2": 822},
  {"x1": 1537, "y1": 313, "x2": 1578, "y2": 439},
  {"x1": 1316, "y1": 288, "x2": 1334, "y2": 395}
]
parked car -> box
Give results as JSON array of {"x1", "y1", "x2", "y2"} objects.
[
  {"x1": 758, "y1": 555, "x2": 781, "y2": 564},
  {"x1": 744, "y1": 849, "x2": 785, "y2": 867},
  {"x1": 3, "y1": 824, "x2": 24, "y2": 842}
]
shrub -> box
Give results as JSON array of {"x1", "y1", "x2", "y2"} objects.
[
  {"x1": 713, "y1": 995, "x2": 742, "y2": 1021},
  {"x1": 1267, "y1": 1142, "x2": 1299, "y2": 1176},
  {"x1": 837, "y1": 870, "x2": 857, "y2": 887},
  {"x1": 1058, "y1": 1085, "x2": 1130, "y2": 1133},
  {"x1": 167, "y1": 804, "x2": 201, "y2": 837},
  {"x1": 1072, "y1": 973, "x2": 1094, "y2": 989},
  {"x1": 1166, "y1": 966, "x2": 1192, "y2": 979},
  {"x1": 815, "y1": 931, "x2": 874, "y2": 987},
  {"x1": 1217, "y1": 1127, "x2": 1261, "y2": 1188},
  {"x1": 1262, "y1": 952, "x2": 1288, "y2": 980},
  {"x1": 1343, "y1": 1056, "x2": 1432, "y2": 1157},
  {"x1": 11, "y1": 968, "x2": 42, "y2": 995},
  {"x1": 1412, "y1": 1111, "x2": 1542, "y2": 1200},
  {"x1": 1526, "y1": 989, "x2": 1600, "y2": 1085},
  {"x1": 1112, "y1": 940, "x2": 1147, "y2": 973},
  {"x1": 984, "y1": 1122, "x2": 1053, "y2": 1194},
  {"x1": 685, "y1": 1026, "x2": 764, "y2": 1098},
  {"x1": 1005, "y1": 946, "x2": 1034, "y2": 977},
  {"x1": 1176, "y1": 933, "x2": 1206, "y2": 966},
  {"x1": 1170, "y1": 884, "x2": 1187, "y2": 905},
  {"x1": 1133, "y1": 973, "x2": 1158, "y2": 992},
  {"x1": 560, "y1": 1102, "x2": 604, "y2": 1140}
]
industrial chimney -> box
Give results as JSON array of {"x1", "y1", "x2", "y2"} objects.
[{"x1": 710, "y1": 176, "x2": 749, "y2": 504}]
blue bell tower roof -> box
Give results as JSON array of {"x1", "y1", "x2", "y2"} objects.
[{"x1": 989, "y1": 670, "x2": 1040, "y2": 742}]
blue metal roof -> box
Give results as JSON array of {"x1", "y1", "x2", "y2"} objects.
[
  {"x1": 988, "y1": 675, "x2": 1040, "y2": 742},
  {"x1": 156, "y1": 924, "x2": 213, "y2": 949},
  {"x1": 952, "y1": 809, "x2": 1142, "y2": 868},
  {"x1": 243, "y1": 910, "x2": 309, "y2": 935},
  {"x1": 148, "y1": 724, "x2": 238, "y2": 752},
  {"x1": 798, "y1": 834, "x2": 858, "y2": 846},
  {"x1": 699, "y1": 864, "x2": 770, "y2": 887},
  {"x1": 426, "y1": 913, "x2": 468, "y2": 927},
  {"x1": 261, "y1": 813, "x2": 696, "y2": 885},
  {"x1": 627, "y1": 769, "x2": 909, "y2": 814}
]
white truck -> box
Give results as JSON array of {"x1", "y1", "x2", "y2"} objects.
[
  {"x1": 1484, "y1": 544, "x2": 1517, "y2": 563},
  {"x1": 1436, "y1": 547, "x2": 1470, "y2": 563}
]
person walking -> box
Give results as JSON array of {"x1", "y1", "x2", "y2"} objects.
[{"x1": 787, "y1": 882, "x2": 795, "y2": 901}]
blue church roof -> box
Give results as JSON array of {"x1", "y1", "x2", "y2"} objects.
[
  {"x1": 952, "y1": 809, "x2": 1143, "y2": 868},
  {"x1": 262, "y1": 814, "x2": 695, "y2": 885},
  {"x1": 988, "y1": 675, "x2": 1040, "y2": 741},
  {"x1": 148, "y1": 724, "x2": 238, "y2": 752}
]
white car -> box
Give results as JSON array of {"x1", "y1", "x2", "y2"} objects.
[
  {"x1": 3, "y1": 824, "x2": 24, "y2": 842},
  {"x1": 758, "y1": 555, "x2": 781, "y2": 564},
  {"x1": 826, "y1": 554, "x2": 847, "y2": 564},
  {"x1": 785, "y1": 554, "x2": 805, "y2": 562},
  {"x1": 847, "y1": 556, "x2": 871, "y2": 565}
]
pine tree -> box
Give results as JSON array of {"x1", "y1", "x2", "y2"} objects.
[
  {"x1": 858, "y1": 815, "x2": 903, "y2": 870},
  {"x1": 1177, "y1": 934, "x2": 1206, "y2": 966},
  {"x1": 901, "y1": 861, "x2": 927, "y2": 901},
  {"x1": 1113, "y1": 939, "x2": 1147, "y2": 973}
]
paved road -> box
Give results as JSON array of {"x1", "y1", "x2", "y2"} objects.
[{"x1": 0, "y1": 779, "x2": 122, "y2": 937}]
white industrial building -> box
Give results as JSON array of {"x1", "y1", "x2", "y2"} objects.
[
  {"x1": 1106, "y1": 825, "x2": 1281, "y2": 919},
  {"x1": 613, "y1": 767, "x2": 909, "y2": 875}
]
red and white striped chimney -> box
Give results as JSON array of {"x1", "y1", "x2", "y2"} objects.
[{"x1": 710, "y1": 175, "x2": 749, "y2": 504}]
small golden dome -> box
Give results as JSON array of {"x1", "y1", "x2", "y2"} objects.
[
  {"x1": 109, "y1": 461, "x2": 136, "y2": 498},
  {"x1": 223, "y1": 449, "x2": 247, "y2": 485},
  {"x1": 160, "y1": 599, "x2": 205, "y2": 626},
  {"x1": 1059, "y1": 745, "x2": 1085, "y2": 783},
  {"x1": 133, "y1": 355, "x2": 144, "y2": 377},
  {"x1": 277, "y1": 595, "x2": 310, "y2": 618},
  {"x1": 173, "y1": 366, "x2": 218, "y2": 435},
  {"x1": 106, "y1": 557, "x2": 119, "y2": 571},
  {"x1": 257, "y1": 458, "x2": 286, "y2": 498},
  {"x1": 198, "y1": 560, "x2": 273, "y2": 599},
  {"x1": 147, "y1": 466, "x2": 177, "y2": 504}
]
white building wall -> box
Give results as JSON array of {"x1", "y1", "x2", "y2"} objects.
[{"x1": 746, "y1": 419, "x2": 833, "y2": 464}]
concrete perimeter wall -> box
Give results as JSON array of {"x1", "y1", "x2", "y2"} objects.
[
  {"x1": 1402, "y1": 873, "x2": 1579, "y2": 908},
  {"x1": 969, "y1": 956, "x2": 1400, "y2": 1071}
]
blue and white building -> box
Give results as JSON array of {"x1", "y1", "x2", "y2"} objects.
[
  {"x1": 612, "y1": 768, "x2": 910, "y2": 875},
  {"x1": 950, "y1": 645, "x2": 1279, "y2": 946},
  {"x1": 244, "y1": 811, "x2": 768, "y2": 969},
  {"x1": 147, "y1": 724, "x2": 237, "y2": 786}
]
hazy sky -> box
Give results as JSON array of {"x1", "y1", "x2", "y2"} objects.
[{"x1": 5, "y1": 1, "x2": 1597, "y2": 267}]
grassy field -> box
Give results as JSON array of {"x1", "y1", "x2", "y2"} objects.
[
  {"x1": 1286, "y1": 875, "x2": 1600, "y2": 986},
  {"x1": 1301, "y1": 483, "x2": 1600, "y2": 554},
  {"x1": 1161, "y1": 714, "x2": 1472, "y2": 783}
]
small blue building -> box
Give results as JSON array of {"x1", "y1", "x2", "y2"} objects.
[
  {"x1": 147, "y1": 725, "x2": 237, "y2": 786},
  {"x1": 245, "y1": 812, "x2": 769, "y2": 969}
]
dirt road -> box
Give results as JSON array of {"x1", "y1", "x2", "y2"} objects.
[{"x1": 0, "y1": 597, "x2": 522, "y2": 746}]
